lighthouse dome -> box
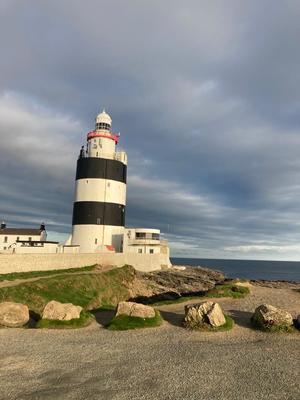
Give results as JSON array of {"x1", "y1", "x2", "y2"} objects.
[{"x1": 96, "y1": 110, "x2": 112, "y2": 125}]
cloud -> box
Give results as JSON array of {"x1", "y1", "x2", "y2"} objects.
[{"x1": 1, "y1": 2, "x2": 300, "y2": 259}]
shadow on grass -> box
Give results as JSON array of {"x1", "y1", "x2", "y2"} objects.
[
  {"x1": 27, "y1": 310, "x2": 41, "y2": 328},
  {"x1": 91, "y1": 309, "x2": 115, "y2": 327},
  {"x1": 228, "y1": 309, "x2": 254, "y2": 329},
  {"x1": 159, "y1": 310, "x2": 184, "y2": 328}
]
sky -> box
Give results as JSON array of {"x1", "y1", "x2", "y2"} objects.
[{"x1": 1, "y1": 1, "x2": 300, "y2": 260}]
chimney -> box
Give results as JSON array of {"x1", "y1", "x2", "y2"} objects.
[{"x1": 1, "y1": 221, "x2": 6, "y2": 230}]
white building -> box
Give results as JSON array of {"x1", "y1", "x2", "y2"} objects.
[
  {"x1": 123, "y1": 228, "x2": 169, "y2": 257},
  {"x1": 0, "y1": 222, "x2": 58, "y2": 253}
]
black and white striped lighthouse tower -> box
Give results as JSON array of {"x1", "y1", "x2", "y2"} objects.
[{"x1": 71, "y1": 110, "x2": 127, "y2": 252}]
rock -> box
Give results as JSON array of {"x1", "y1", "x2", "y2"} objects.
[
  {"x1": 0, "y1": 302, "x2": 29, "y2": 327},
  {"x1": 184, "y1": 301, "x2": 226, "y2": 329},
  {"x1": 116, "y1": 301, "x2": 155, "y2": 318},
  {"x1": 297, "y1": 315, "x2": 300, "y2": 327},
  {"x1": 252, "y1": 304, "x2": 293, "y2": 329},
  {"x1": 42, "y1": 301, "x2": 82, "y2": 321},
  {"x1": 131, "y1": 266, "x2": 226, "y2": 303}
]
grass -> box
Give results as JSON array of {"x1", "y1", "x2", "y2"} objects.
[
  {"x1": 184, "y1": 314, "x2": 234, "y2": 332},
  {"x1": 251, "y1": 316, "x2": 296, "y2": 333},
  {"x1": 106, "y1": 310, "x2": 163, "y2": 331},
  {"x1": 152, "y1": 284, "x2": 250, "y2": 306},
  {"x1": 205, "y1": 284, "x2": 250, "y2": 299},
  {"x1": 0, "y1": 265, "x2": 136, "y2": 314},
  {"x1": 35, "y1": 311, "x2": 94, "y2": 329},
  {"x1": 0, "y1": 265, "x2": 98, "y2": 282}
]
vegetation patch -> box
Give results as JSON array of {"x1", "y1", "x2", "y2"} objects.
[
  {"x1": 251, "y1": 316, "x2": 296, "y2": 333},
  {"x1": 205, "y1": 284, "x2": 249, "y2": 299},
  {"x1": 36, "y1": 311, "x2": 94, "y2": 329},
  {"x1": 184, "y1": 315, "x2": 234, "y2": 332},
  {"x1": 0, "y1": 265, "x2": 135, "y2": 314},
  {"x1": 0, "y1": 265, "x2": 97, "y2": 282},
  {"x1": 106, "y1": 310, "x2": 163, "y2": 331},
  {"x1": 152, "y1": 285, "x2": 249, "y2": 306}
]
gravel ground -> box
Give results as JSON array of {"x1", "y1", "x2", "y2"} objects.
[{"x1": 0, "y1": 285, "x2": 299, "y2": 400}]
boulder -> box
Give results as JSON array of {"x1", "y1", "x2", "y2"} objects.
[
  {"x1": 0, "y1": 302, "x2": 29, "y2": 327},
  {"x1": 42, "y1": 301, "x2": 82, "y2": 321},
  {"x1": 184, "y1": 301, "x2": 226, "y2": 329},
  {"x1": 116, "y1": 301, "x2": 155, "y2": 319},
  {"x1": 252, "y1": 304, "x2": 293, "y2": 329}
]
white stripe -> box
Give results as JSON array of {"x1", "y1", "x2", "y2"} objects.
[{"x1": 74, "y1": 178, "x2": 126, "y2": 205}]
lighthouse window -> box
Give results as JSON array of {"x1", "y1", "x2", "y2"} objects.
[
  {"x1": 95, "y1": 238, "x2": 98, "y2": 244},
  {"x1": 4, "y1": 236, "x2": 7, "y2": 243},
  {"x1": 138, "y1": 249, "x2": 142, "y2": 253},
  {"x1": 149, "y1": 249, "x2": 154, "y2": 254}
]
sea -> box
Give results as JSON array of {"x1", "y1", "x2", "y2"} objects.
[{"x1": 171, "y1": 258, "x2": 300, "y2": 282}]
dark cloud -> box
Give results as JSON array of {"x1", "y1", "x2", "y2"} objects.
[{"x1": 1, "y1": 1, "x2": 300, "y2": 259}]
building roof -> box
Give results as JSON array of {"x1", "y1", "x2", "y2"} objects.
[{"x1": 0, "y1": 228, "x2": 42, "y2": 236}]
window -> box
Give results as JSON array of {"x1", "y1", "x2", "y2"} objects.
[
  {"x1": 95, "y1": 238, "x2": 98, "y2": 244},
  {"x1": 152, "y1": 233, "x2": 160, "y2": 240},
  {"x1": 149, "y1": 249, "x2": 154, "y2": 254},
  {"x1": 4, "y1": 236, "x2": 7, "y2": 243},
  {"x1": 3, "y1": 246, "x2": 6, "y2": 250},
  {"x1": 28, "y1": 237, "x2": 32, "y2": 241},
  {"x1": 136, "y1": 232, "x2": 146, "y2": 239},
  {"x1": 138, "y1": 249, "x2": 142, "y2": 253},
  {"x1": 96, "y1": 218, "x2": 101, "y2": 225},
  {"x1": 96, "y1": 122, "x2": 110, "y2": 131},
  {"x1": 16, "y1": 237, "x2": 19, "y2": 241}
]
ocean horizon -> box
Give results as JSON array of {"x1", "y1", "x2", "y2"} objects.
[{"x1": 171, "y1": 257, "x2": 300, "y2": 282}]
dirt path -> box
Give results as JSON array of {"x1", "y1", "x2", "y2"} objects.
[{"x1": 0, "y1": 264, "x2": 115, "y2": 289}]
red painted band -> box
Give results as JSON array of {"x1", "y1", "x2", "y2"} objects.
[{"x1": 87, "y1": 130, "x2": 119, "y2": 144}]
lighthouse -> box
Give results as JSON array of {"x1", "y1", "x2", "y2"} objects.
[{"x1": 71, "y1": 110, "x2": 127, "y2": 252}]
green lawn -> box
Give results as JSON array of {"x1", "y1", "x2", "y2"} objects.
[
  {"x1": 0, "y1": 265, "x2": 97, "y2": 282},
  {"x1": 36, "y1": 311, "x2": 94, "y2": 329},
  {"x1": 0, "y1": 265, "x2": 135, "y2": 314},
  {"x1": 106, "y1": 310, "x2": 163, "y2": 331}
]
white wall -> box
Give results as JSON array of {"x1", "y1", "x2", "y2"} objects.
[
  {"x1": 71, "y1": 225, "x2": 125, "y2": 253},
  {"x1": 0, "y1": 252, "x2": 171, "y2": 274},
  {"x1": 75, "y1": 179, "x2": 126, "y2": 205}
]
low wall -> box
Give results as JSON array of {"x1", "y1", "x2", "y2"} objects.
[{"x1": 0, "y1": 252, "x2": 171, "y2": 274}]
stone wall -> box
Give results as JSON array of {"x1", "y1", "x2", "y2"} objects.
[{"x1": 0, "y1": 252, "x2": 171, "y2": 274}]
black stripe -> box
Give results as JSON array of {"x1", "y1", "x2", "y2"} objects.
[
  {"x1": 76, "y1": 157, "x2": 127, "y2": 183},
  {"x1": 72, "y1": 201, "x2": 125, "y2": 226}
]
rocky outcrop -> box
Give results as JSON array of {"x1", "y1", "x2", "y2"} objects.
[
  {"x1": 116, "y1": 301, "x2": 155, "y2": 319},
  {"x1": 0, "y1": 302, "x2": 29, "y2": 327},
  {"x1": 42, "y1": 301, "x2": 82, "y2": 321},
  {"x1": 184, "y1": 301, "x2": 226, "y2": 329},
  {"x1": 252, "y1": 304, "x2": 293, "y2": 330},
  {"x1": 131, "y1": 266, "x2": 225, "y2": 303}
]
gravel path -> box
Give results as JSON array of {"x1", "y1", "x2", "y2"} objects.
[{"x1": 0, "y1": 285, "x2": 299, "y2": 400}]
